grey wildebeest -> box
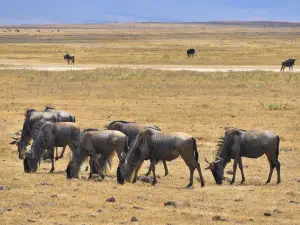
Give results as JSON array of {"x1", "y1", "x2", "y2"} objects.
[
  {"x1": 281, "y1": 58, "x2": 296, "y2": 72},
  {"x1": 63, "y1": 53, "x2": 75, "y2": 65},
  {"x1": 10, "y1": 109, "x2": 57, "y2": 159},
  {"x1": 11, "y1": 107, "x2": 76, "y2": 160},
  {"x1": 105, "y1": 121, "x2": 170, "y2": 176},
  {"x1": 117, "y1": 128, "x2": 205, "y2": 188},
  {"x1": 23, "y1": 122, "x2": 80, "y2": 173},
  {"x1": 187, "y1": 48, "x2": 195, "y2": 58},
  {"x1": 66, "y1": 129, "x2": 128, "y2": 179},
  {"x1": 44, "y1": 106, "x2": 76, "y2": 160},
  {"x1": 205, "y1": 128, "x2": 281, "y2": 185}
]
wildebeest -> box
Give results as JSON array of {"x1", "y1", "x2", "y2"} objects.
[
  {"x1": 44, "y1": 106, "x2": 76, "y2": 159},
  {"x1": 105, "y1": 121, "x2": 169, "y2": 176},
  {"x1": 10, "y1": 107, "x2": 76, "y2": 160},
  {"x1": 281, "y1": 58, "x2": 296, "y2": 72},
  {"x1": 205, "y1": 128, "x2": 281, "y2": 185},
  {"x1": 117, "y1": 128, "x2": 205, "y2": 188},
  {"x1": 63, "y1": 53, "x2": 75, "y2": 65},
  {"x1": 187, "y1": 48, "x2": 195, "y2": 58},
  {"x1": 23, "y1": 122, "x2": 80, "y2": 173},
  {"x1": 10, "y1": 109, "x2": 57, "y2": 159},
  {"x1": 66, "y1": 129, "x2": 128, "y2": 179}
]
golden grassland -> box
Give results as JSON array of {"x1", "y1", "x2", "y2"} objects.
[
  {"x1": 0, "y1": 23, "x2": 300, "y2": 65},
  {"x1": 1, "y1": 68, "x2": 300, "y2": 224}
]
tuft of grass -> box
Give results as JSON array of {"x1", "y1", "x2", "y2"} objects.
[{"x1": 263, "y1": 102, "x2": 293, "y2": 111}]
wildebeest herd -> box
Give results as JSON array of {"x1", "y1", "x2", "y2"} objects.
[
  {"x1": 64, "y1": 49, "x2": 295, "y2": 72},
  {"x1": 10, "y1": 106, "x2": 281, "y2": 187}
]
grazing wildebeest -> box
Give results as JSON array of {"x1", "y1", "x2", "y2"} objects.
[
  {"x1": 44, "y1": 106, "x2": 76, "y2": 160},
  {"x1": 63, "y1": 53, "x2": 75, "y2": 65},
  {"x1": 187, "y1": 48, "x2": 195, "y2": 58},
  {"x1": 117, "y1": 128, "x2": 205, "y2": 187},
  {"x1": 105, "y1": 121, "x2": 170, "y2": 176},
  {"x1": 10, "y1": 107, "x2": 76, "y2": 160},
  {"x1": 205, "y1": 128, "x2": 281, "y2": 185},
  {"x1": 10, "y1": 109, "x2": 57, "y2": 159},
  {"x1": 66, "y1": 129, "x2": 128, "y2": 179},
  {"x1": 281, "y1": 58, "x2": 296, "y2": 72},
  {"x1": 23, "y1": 122, "x2": 80, "y2": 173}
]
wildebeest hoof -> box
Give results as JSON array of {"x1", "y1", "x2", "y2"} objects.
[
  {"x1": 186, "y1": 183, "x2": 193, "y2": 188},
  {"x1": 55, "y1": 157, "x2": 59, "y2": 161},
  {"x1": 230, "y1": 181, "x2": 234, "y2": 185},
  {"x1": 241, "y1": 180, "x2": 245, "y2": 184},
  {"x1": 277, "y1": 180, "x2": 281, "y2": 184},
  {"x1": 152, "y1": 180, "x2": 157, "y2": 186},
  {"x1": 49, "y1": 169, "x2": 54, "y2": 173}
]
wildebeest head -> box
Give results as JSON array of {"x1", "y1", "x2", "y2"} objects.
[
  {"x1": 23, "y1": 152, "x2": 38, "y2": 173},
  {"x1": 65, "y1": 153, "x2": 80, "y2": 179},
  {"x1": 205, "y1": 158, "x2": 225, "y2": 185}
]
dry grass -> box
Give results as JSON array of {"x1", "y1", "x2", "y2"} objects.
[
  {"x1": 0, "y1": 23, "x2": 300, "y2": 65},
  {"x1": 1, "y1": 68, "x2": 300, "y2": 224}
]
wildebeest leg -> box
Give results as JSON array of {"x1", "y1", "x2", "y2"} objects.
[
  {"x1": 266, "y1": 156, "x2": 275, "y2": 184},
  {"x1": 55, "y1": 147, "x2": 59, "y2": 161},
  {"x1": 187, "y1": 165, "x2": 195, "y2": 188},
  {"x1": 230, "y1": 157, "x2": 238, "y2": 185},
  {"x1": 133, "y1": 164, "x2": 142, "y2": 183},
  {"x1": 238, "y1": 157, "x2": 245, "y2": 184},
  {"x1": 273, "y1": 158, "x2": 281, "y2": 184},
  {"x1": 196, "y1": 163, "x2": 205, "y2": 187},
  {"x1": 150, "y1": 160, "x2": 157, "y2": 186},
  {"x1": 49, "y1": 147, "x2": 55, "y2": 173},
  {"x1": 58, "y1": 146, "x2": 67, "y2": 159},
  {"x1": 163, "y1": 160, "x2": 169, "y2": 176}
]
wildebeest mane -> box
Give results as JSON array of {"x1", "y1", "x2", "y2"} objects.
[
  {"x1": 44, "y1": 105, "x2": 55, "y2": 111},
  {"x1": 105, "y1": 120, "x2": 133, "y2": 128}
]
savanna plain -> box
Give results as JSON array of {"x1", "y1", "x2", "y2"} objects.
[{"x1": 1, "y1": 24, "x2": 300, "y2": 225}]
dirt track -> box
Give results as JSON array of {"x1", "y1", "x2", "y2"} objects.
[{"x1": 0, "y1": 60, "x2": 297, "y2": 72}]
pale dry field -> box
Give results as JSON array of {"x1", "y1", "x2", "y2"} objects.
[
  {"x1": 0, "y1": 68, "x2": 300, "y2": 225},
  {"x1": 0, "y1": 23, "x2": 300, "y2": 65}
]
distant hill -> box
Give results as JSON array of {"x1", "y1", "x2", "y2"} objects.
[{"x1": 191, "y1": 21, "x2": 300, "y2": 27}]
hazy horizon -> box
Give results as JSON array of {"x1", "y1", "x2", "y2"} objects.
[{"x1": 1, "y1": 0, "x2": 300, "y2": 25}]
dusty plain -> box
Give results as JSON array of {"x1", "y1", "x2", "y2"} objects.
[{"x1": 1, "y1": 23, "x2": 300, "y2": 225}]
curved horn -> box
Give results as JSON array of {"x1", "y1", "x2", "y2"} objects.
[
  {"x1": 11, "y1": 132, "x2": 21, "y2": 140},
  {"x1": 205, "y1": 158, "x2": 211, "y2": 164}
]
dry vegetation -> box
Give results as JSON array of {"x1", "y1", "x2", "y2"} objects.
[
  {"x1": 1, "y1": 68, "x2": 300, "y2": 224},
  {"x1": 0, "y1": 23, "x2": 300, "y2": 65}
]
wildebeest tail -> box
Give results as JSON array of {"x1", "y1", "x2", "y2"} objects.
[
  {"x1": 192, "y1": 137, "x2": 199, "y2": 162},
  {"x1": 276, "y1": 136, "x2": 280, "y2": 160}
]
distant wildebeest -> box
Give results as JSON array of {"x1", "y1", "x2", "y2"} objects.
[
  {"x1": 281, "y1": 58, "x2": 296, "y2": 72},
  {"x1": 187, "y1": 48, "x2": 195, "y2": 58},
  {"x1": 66, "y1": 129, "x2": 128, "y2": 179},
  {"x1": 23, "y1": 122, "x2": 80, "y2": 173},
  {"x1": 205, "y1": 128, "x2": 281, "y2": 185},
  {"x1": 10, "y1": 107, "x2": 76, "y2": 160},
  {"x1": 105, "y1": 120, "x2": 170, "y2": 176},
  {"x1": 117, "y1": 128, "x2": 205, "y2": 188},
  {"x1": 63, "y1": 53, "x2": 75, "y2": 65}
]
